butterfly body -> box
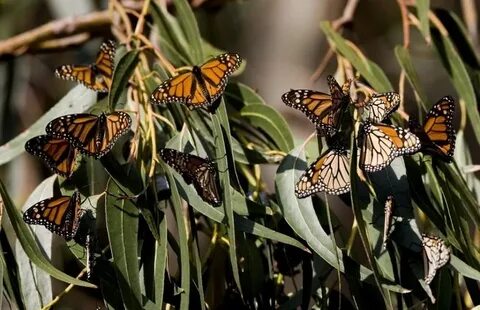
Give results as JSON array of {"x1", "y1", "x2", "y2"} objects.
[
  {"x1": 159, "y1": 148, "x2": 221, "y2": 206},
  {"x1": 360, "y1": 122, "x2": 421, "y2": 172},
  {"x1": 282, "y1": 76, "x2": 350, "y2": 136},
  {"x1": 23, "y1": 191, "x2": 82, "y2": 240},
  {"x1": 151, "y1": 53, "x2": 242, "y2": 112},
  {"x1": 295, "y1": 145, "x2": 350, "y2": 198},
  {"x1": 46, "y1": 112, "x2": 132, "y2": 159},
  {"x1": 409, "y1": 96, "x2": 455, "y2": 162},
  {"x1": 25, "y1": 135, "x2": 79, "y2": 178},
  {"x1": 55, "y1": 40, "x2": 116, "y2": 93}
]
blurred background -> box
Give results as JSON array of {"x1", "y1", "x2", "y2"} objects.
[{"x1": 0, "y1": 0, "x2": 477, "y2": 307}]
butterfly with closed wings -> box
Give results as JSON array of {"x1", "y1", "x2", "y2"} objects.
[
  {"x1": 55, "y1": 40, "x2": 116, "y2": 93},
  {"x1": 151, "y1": 53, "x2": 242, "y2": 113},
  {"x1": 295, "y1": 145, "x2": 351, "y2": 198},
  {"x1": 23, "y1": 191, "x2": 83, "y2": 241},
  {"x1": 409, "y1": 96, "x2": 456, "y2": 162},
  {"x1": 360, "y1": 122, "x2": 421, "y2": 172},
  {"x1": 362, "y1": 92, "x2": 400, "y2": 123},
  {"x1": 159, "y1": 148, "x2": 221, "y2": 206},
  {"x1": 46, "y1": 112, "x2": 132, "y2": 159},
  {"x1": 422, "y1": 234, "x2": 451, "y2": 285},
  {"x1": 25, "y1": 135, "x2": 79, "y2": 178},
  {"x1": 282, "y1": 75, "x2": 351, "y2": 136}
]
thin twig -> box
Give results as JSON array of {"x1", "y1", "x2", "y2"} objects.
[
  {"x1": 461, "y1": 0, "x2": 478, "y2": 46},
  {"x1": 310, "y1": 0, "x2": 359, "y2": 82},
  {"x1": 41, "y1": 268, "x2": 91, "y2": 310},
  {"x1": 0, "y1": 11, "x2": 111, "y2": 58},
  {"x1": 397, "y1": 0, "x2": 410, "y2": 113}
]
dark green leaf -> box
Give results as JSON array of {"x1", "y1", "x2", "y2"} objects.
[{"x1": 110, "y1": 50, "x2": 139, "y2": 110}]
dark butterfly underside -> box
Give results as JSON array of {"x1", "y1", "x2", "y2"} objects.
[
  {"x1": 55, "y1": 40, "x2": 116, "y2": 93},
  {"x1": 45, "y1": 111, "x2": 132, "y2": 159},
  {"x1": 422, "y1": 234, "x2": 450, "y2": 285},
  {"x1": 409, "y1": 96, "x2": 456, "y2": 162},
  {"x1": 362, "y1": 92, "x2": 400, "y2": 123},
  {"x1": 281, "y1": 75, "x2": 351, "y2": 136},
  {"x1": 23, "y1": 191, "x2": 82, "y2": 240},
  {"x1": 159, "y1": 148, "x2": 221, "y2": 206},
  {"x1": 25, "y1": 135, "x2": 79, "y2": 178},
  {"x1": 295, "y1": 146, "x2": 350, "y2": 198},
  {"x1": 151, "y1": 53, "x2": 242, "y2": 113},
  {"x1": 360, "y1": 122, "x2": 421, "y2": 172}
]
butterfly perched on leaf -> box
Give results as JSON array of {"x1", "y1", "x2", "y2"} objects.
[
  {"x1": 23, "y1": 191, "x2": 83, "y2": 240},
  {"x1": 282, "y1": 75, "x2": 351, "y2": 136},
  {"x1": 295, "y1": 145, "x2": 350, "y2": 198},
  {"x1": 409, "y1": 96, "x2": 456, "y2": 162},
  {"x1": 25, "y1": 135, "x2": 79, "y2": 178},
  {"x1": 46, "y1": 112, "x2": 132, "y2": 159},
  {"x1": 151, "y1": 53, "x2": 242, "y2": 113},
  {"x1": 422, "y1": 234, "x2": 450, "y2": 285},
  {"x1": 359, "y1": 122, "x2": 421, "y2": 172},
  {"x1": 55, "y1": 40, "x2": 116, "y2": 92},
  {"x1": 362, "y1": 92, "x2": 400, "y2": 123},
  {"x1": 159, "y1": 148, "x2": 221, "y2": 206}
]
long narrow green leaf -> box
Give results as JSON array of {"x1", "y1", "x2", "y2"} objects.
[
  {"x1": 105, "y1": 179, "x2": 142, "y2": 310},
  {"x1": 171, "y1": 0, "x2": 204, "y2": 63},
  {"x1": 394, "y1": 46, "x2": 428, "y2": 110},
  {"x1": 0, "y1": 179, "x2": 95, "y2": 288},
  {"x1": 415, "y1": 0, "x2": 430, "y2": 41},
  {"x1": 154, "y1": 209, "x2": 168, "y2": 306},
  {"x1": 163, "y1": 164, "x2": 191, "y2": 309},
  {"x1": 0, "y1": 85, "x2": 96, "y2": 165},
  {"x1": 109, "y1": 50, "x2": 139, "y2": 110},
  {"x1": 321, "y1": 22, "x2": 392, "y2": 91}
]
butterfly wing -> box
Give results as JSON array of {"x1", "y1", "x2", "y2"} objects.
[
  {"x1": 411, "y1": 96, "x2": 456, "y2": 162},
  {"x1": 363, "y1": 92, "x2": 400, "y2": 123},
  {"x1": 295, "y1": 146, "x2": 350, "y2": 198},
  {"x1": 46, "y1": 112, "x2": 131, "y2": 158},
  {"x1": 198, "y1": 52, "x2": 242, "y2": 110},
  {"x1": 25, "y1": 135, "x2": 78, "y2": 178},
  {"x1": 159, "y1": 148, "x2": 222, "y2": 206},
  {"x1": 319, "y1": 76, "x2": 350, "y2": 136},
  {"x1": 360, "y1": 122, "x2": 421, "y2": 172},
  {"x1": 422, "y1": 234, "x2": 451, "y2": 285},
  {"x1": 94, "y1": 40, "x2": 116, "y2": 79},
  {"x1": 151, "y1": 71, "x2": 201, "y2": 107},
  {"x1": 23, "y1": 191, "x2": 82, "y2": 240},
  {"x1": 282, "y1": 89, "x2": 333, "y2": 125}
]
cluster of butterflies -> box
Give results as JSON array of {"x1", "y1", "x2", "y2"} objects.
[
  {"x1": 23, "y1": 41, "x2": 132, "y2": 240},
  {"x1": 22, "y1": 41, "x2": 242, "y2": 240},
  {"x1": 282, "y1": 75, "x2": 456, "y2": 199}
]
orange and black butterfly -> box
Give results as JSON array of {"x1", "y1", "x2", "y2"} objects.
[
  {"x1": 362, "y1": 92, "x2": 400, "y2": 123},
  {"x1": 46, "y1": 112, "x2": 131, "y2": 159},
  {"x1": 23, "y1": 191, "x2": 82, "y2": 240},
  {"x1": 25, "y1": 135, "x2": 79, "y2": 178},
  {"x1": 159, "y1": 148, "x2": 221, "y2": 206},
  {"x1": 408, "y1": 96, "x2": 456, "y2": 162},
  {"x1": 360, "y1": 122, "x2": 421, "y2": 172},
  {"x1": 55, "y1": 40, "x2": 116, "y2": 93},
  {"x1": 295, "y1": 145, "x2": 350, "y2": 198},
  {"x1": 151, "y1": 53, "x2": 242, "y2": 113},
  {"x1": 282, "y1": 75, "x2": 351, "y2": 136}
]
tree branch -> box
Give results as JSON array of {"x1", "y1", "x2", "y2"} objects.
[{"x1": 0, "y1": 10, "x2": 112, "y2": 59}]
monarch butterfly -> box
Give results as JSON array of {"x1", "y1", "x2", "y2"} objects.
[
  {"x1": 422, "y1": 234, "x2": 450, "y2": 285},
  {"x1": 159, "y1": 148, "x2": 221, "y2": 206},
  {"x1": 23, "y1": 191, "x2": 83, "y2": 240},
  {"x1": 45, "y1": 112, "x2": 132, "y2": 159},
  {"x1": 382, "y1": 195, "x2": 395, "y2": 250},
  {"x1": 359, "y1": 122, "x2": 421, "y2": 172},
  {"x1": 362, "y1": 92, "x2": 400, "y2": 123},
  {"x1": 151, "y1": 53, "x2": 242, "y2": 113},
  {"x1": 409, "y1": 96, "x2": 456, "y2": 162},
  {"x1": 55, "y1": 40, "x2": 116, "y2": 93},
  {"x1": 295, "y1": 145, "x2": 350, "y2": 198},
  {"x1": 25, "y1": 135, "x2": 79, "y2": 178},
  {"x1": 282, "y1": 75, "x2": 351, "y2": 136}
]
